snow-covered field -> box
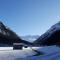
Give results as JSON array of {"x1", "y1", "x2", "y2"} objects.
[
  {"x1": 0, "y1": 46, "x2": 60, "y2": 60},
  {"x1": 0, "y1": 47, "x2": 36, "y2": 60}
]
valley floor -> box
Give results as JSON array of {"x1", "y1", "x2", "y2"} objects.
[{"x1": 0, "y1": 46, "x2": 60, "y2": 60}]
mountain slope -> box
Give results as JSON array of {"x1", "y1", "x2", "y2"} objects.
[
  {"x1": 0, "y1": 21, "x2": 32, "y2": 46},
  {"x1": 34, "y1": 21, "x2": 60, "y2": 46}
]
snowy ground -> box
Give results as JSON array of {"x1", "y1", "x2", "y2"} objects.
[
  {"x1": 0, "y1": 47, "x2": 37, "y2": 60},
  {"x1": 0, "y1": 46, "x2": 60, "y2": 60}
]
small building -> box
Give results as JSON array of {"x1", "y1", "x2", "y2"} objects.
[{"x1": 13, "y1": 43, "x2": 28, "y2": 50}]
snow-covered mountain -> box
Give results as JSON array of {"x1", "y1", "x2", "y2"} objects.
[
  {"x1": 34, "y1": 21, "x2": 60, "y2": 46},
  {"x1": 20, "y1": 35, "x2": 39, "y2": 42}
]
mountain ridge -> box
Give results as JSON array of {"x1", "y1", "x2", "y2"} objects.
[
  {"x1": 20, "y1": 35, "x2": 39, "y2": 42},
  {"x1": 34, "y1": 21, "x2": 60, "y2": 46}
]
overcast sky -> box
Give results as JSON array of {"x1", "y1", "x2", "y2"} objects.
[{"x1": 0, "y1": 0, "x2": 60, "y2": 36}]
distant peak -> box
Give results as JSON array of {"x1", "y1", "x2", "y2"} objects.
[
  {"x1": 0, "y1": 21, "x2": 3, "y2": 24},
  {"x1": 57, "y1": 21, "x2": 60, "y2": 24},
  {"x1": 52, "y1": 21, "x2": 60, "y2": 28},
  {"x1": 0, "y1": 21, "x2": 5, "y2": 28}
]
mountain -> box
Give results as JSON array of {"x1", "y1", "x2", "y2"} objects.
[
  {"x1": 34, "y1": 21, "x2": 60, "y2": 46},
  {"x1": 0, "y1": 21, "x2": 32, "y2": 46},
  {"x1": 20, "y1": 35, "x2": 39, "y2": 42}
]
